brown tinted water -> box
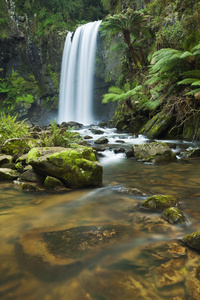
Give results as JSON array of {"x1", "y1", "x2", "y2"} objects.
[{"x1": 1, "y1": 140, "x2": 200, "y2": 299}]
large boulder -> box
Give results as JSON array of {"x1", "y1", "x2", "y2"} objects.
[
  {"x1": 2, "y1": 138, "x2": 38, "y2": 158},
  {"x1": 140, "y1": 111, "x2": 173, "y2": 139},
  {"x1": 132, "y1": 141, "x2": 176, "y2": 163},
  {"x1": 26, "y1": 146, "x2": 103, "y2": 188}
]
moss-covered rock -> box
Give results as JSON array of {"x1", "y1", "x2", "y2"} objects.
[
  {"x1": 141, "y1": 195, "x2": 180, "y2": 211},
  {"x1": 132, "y1": 142, "x2": 176, "y2": 163},
  {"x1": 163, "y1": 207, "x2": 187, "y2": 224},
  {"x1": 140, "y1": 111, "x2": 173, "y2": 139},
  {"x1": 0, "y1": 154, "x2": 13, "y2": 167},
  {"x1": 13, "y1": 180, "x2": 41, "y2": 192},
  {"x1": 44, "y1": 176, "x2": 65, "y2": 190},
  {"x1": 0, "y1": 168, "x2": 19, "y2": 180},
  {"x1": 182, "y1": 232, "x2": 200, "y2": 250},
  {"x1": 2, "y1": 138, "x2": 38, "y2": 158},
  {"x1": 26, "y1": 146, "x2": 103, "y2": 188}
]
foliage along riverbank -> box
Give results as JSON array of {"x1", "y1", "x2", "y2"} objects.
[{"x1": 0, "y1": 0, "x2": 200, "y2": 140}]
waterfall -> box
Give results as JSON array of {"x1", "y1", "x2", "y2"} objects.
[{"x1": 58, "y1": 20, "x2": 102, "y2": 125}]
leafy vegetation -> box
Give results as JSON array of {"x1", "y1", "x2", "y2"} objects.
[
  {"x1": 100, "y1": 8, "x2": 150, "y2": 68},
  {"x1": 40, "y1": 120, "x2": 81, "y2": 148},
  {"x1": 0, "y1": 113, "x2": 30, "y2": 146},
  {"x1": 14, "y1": 0, "x2": 107, "y2": 34},
  {"x1": 0, "y1": 70, "x2": 40, "y2": 112}
]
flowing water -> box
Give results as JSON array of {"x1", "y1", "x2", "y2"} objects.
[
  {"x1": 1, "y1": 128, "x2": 200, "y2": 299},
  {"x1": 58, "y1": 21, "x2": 102, "y2": 125}
]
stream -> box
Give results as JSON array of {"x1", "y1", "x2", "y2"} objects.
[{"x1": 1, "y1": 126, "x2": 200, "y2": 299}]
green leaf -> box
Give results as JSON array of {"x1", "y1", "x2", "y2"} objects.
[{"x1": 177, "y1": 78, "x2": 199, "y2": 85}]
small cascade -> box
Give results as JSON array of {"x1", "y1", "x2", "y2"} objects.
[{"x1": 58, "y1": 20, "x2": 102, "y2": 125}]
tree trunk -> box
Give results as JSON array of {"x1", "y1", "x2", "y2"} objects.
[{"x1": 123, "y1": 29, "x2": 140, "y2": 67}]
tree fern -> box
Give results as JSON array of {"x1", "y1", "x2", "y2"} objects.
[{"x1": 102, "y1": 85, "x2": 147, "y2": 104}]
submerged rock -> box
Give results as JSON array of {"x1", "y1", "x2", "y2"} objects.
[
  {"x1": 182, "y1": 231, "x2": 200, "y2": 250},
  {"x1": 181, "y1": 147, "x2": 200, "y2": 159},
  {"x1": 119, "y1": 186, "x2": 147, "y2": 197},
  {"x1": 26, "y1": 146, "x2": 103, "y2": 188},
  {"x1": 163, "y1": 207, "x2": 187, "y2": 224},
  {"x1": 132, "y1": 142, "x2": 176, "y2": 163},
  {"x1": 141, "y1": 195, "x2": 180, "y2": 211},
  {"x1": 15, "y1": 225, "x2": 135, "y2": 280},
  {"x1": 80, "y1": 269, "x2": 161, "y2": 300}
]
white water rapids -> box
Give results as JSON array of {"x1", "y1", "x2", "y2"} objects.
[{"x1": 58, "y1": 21, "x2": 102, "y2": 125}]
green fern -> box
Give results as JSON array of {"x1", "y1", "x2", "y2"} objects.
[{"x1": 102, "y1": 85, "x2": 146, "y2": 104}]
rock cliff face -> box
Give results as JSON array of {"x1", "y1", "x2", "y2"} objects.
[{"x1": 0, "y1": 0, "x2": 66, "y2": 123}]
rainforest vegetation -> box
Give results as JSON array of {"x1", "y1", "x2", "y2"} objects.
[{"x1": 0, "y1": 0, "x2": 200, "y2": 139}]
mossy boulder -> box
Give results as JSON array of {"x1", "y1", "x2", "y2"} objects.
[
  {"x1": 0, "y1": 168, "x2": 19, "y2": 180},
  {"x1": 2, "y1": 138, "x2": 38, "y2": 158},
  {"x1": 163, "y1": 207, "x2": 187, "y2": 224},
  {"x1": 132, "y1": 142, "x2": 176, "y2": 163},
  {"x1": 26, "y1": 146, "x2": 103, "y2": 189},
  {"x1": 44, "y1": 176, "x2": 65, "y2": 190},
  {"x1": 0, "y1": 155, "x2": 13, "y2": 167},
  {"x1": 140, "y1": 111, "x2": 173, "y2": 139},
  {"x1": 182, "y1": 232, "x2": 200, "y2": 250},
  {"x1": 141, "y1": 195, "x2": 180, "y2": 211}
]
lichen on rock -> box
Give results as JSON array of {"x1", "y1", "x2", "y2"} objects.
[
  {"x1": 141, "y1": 195, "x2": 180, "y2": 211},
  {"x1": 163, "y1": 207, "x2": 187, "y2": 224}
]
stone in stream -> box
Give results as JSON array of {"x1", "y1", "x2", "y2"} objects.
[
  {"x1": 89, "y1": 128, "x2": 104, "y2": 134},
  {"x1": 141, "y1": 195, "x2": 180, "y2": 211},
  {"x1": 132, "y1": 141, "x2": 176, "y2": 163},
  {"x1": 182, "y1": 231, "x2": 200, "y2": 250},
  {"x1": 79, "y1": 269, "x2": 161, "y2": 300},
  {"x1": 114, "y1": 148, "x2": 126, "y2": 154},
  {"x1": 26, "y1": 146, "x2": 102, "y2": 189},
  {"x1": 15, "y1": 225, "x2": 135, "y2": 280},
  {"x1": 94, "y1": 137, "x2": 109, "y2": 144},
  {"x1": 163, "y1": 207, "x2": 187, "y2": 224}
]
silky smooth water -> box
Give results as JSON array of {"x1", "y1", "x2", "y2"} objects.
[
  {"x1": 58, "y1": 21, "x2": 102, "y2": 125},
  {"x1": 1, "y1": 130, "x2": 200, "y2": 299}
]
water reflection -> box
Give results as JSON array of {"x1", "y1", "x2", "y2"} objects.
[{"x1": 1, "y1": 131, "x2": 200, "y2": 299}]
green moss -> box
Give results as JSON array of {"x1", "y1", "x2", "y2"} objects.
[
  {"x1": 141, "y1": 195, "x2": 180, "y2": 211},
  {"x1": 182, "y1": 231, "x2": 200, "y2": 250},
  {"x1": 26, "y1": 148, "x2": 41, "y2": 163},
  {"x1": 163, "y1": 207, "x2": 186, "y2": 224}
]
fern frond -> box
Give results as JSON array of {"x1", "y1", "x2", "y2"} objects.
[
  {"x1": 108, "y1": 86, "x2": 124, "y2": 94},
  {"x1": 182, "y1": 70, "x2": 200, "y2": 78},
  {"x1": 180, "y1": 51, "x2": 193, "y2": 59},
  {"x1": 191, "y1": 81, "x2": 200, "y2": 86},
  {"x1": 177, "y1": 78, "x2": 199, "y2": 85},
  {"x1": 186, "y1": 88, "x2": 200, "y2": 95}
]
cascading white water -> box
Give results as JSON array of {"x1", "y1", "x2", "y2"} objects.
[{"x1": 58, "y1": 20, "x2": 102, "y2": 125}]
